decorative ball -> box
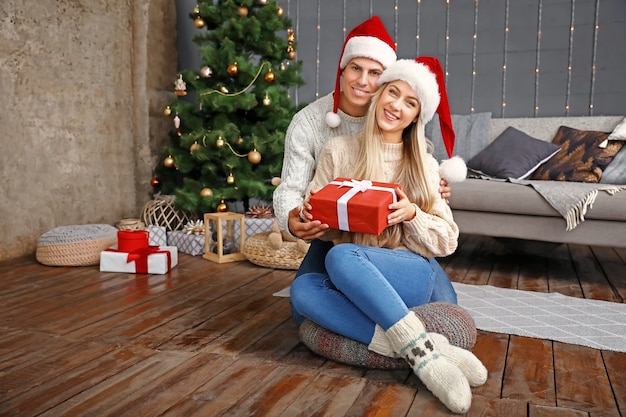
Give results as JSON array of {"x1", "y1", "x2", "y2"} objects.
[
  {"x1": 190, "y1": 141, "x2": 200, "y2": 154},
  {"x1": 194, "y1": 17, "x2": 205, "y2": 29},
  {"x1": 199, "y1": 66, "x2": 213, "y2": 78},
  {"x1": 237, "y1": 5, "x2": 248, "y2": 16},
  {"x1": 163, "y1": 106, "x2": 171, "y2": 116},
  {"x1": 258, "y1": 0, "x2": 269, "y2": 4},
  {"x1": 277, "y1": 6, "x2": 284, "y2": 17},
  {"x1": 216, "y1": 137, "x2": 224, "y2": 148},
  {"x1": 235, "y1": 136, "x2": 244, "y2": 145},
  {"x1": 264, "y1": 70, "x2": 276, "y2": 83},
  {"x1": 200, "y1": 187, "x2": 213, "y2": 197},
  {"x1": 193, "y1": 5, "x2": 200, "y2": 14},
  {"x1": 227, "y1": 62, "x2": 239, "y2": 76},
  {"x1": 262, "y1": 95, "x2": 271, "y2": 106},
  {"x1": 220, "y1": 85, "x2": 229, "y2": 93},
  {"x1": 248, "y1": 149, "x2": 261, "y2": 164},
  {"x1": 141, "y1": 194, "x2": 196, "y2": 231},
  {"x1": 216, "y1": 199, "x2": 228, "y2": 212},
  {"x1": 150, "y1": 177, "x2": 160, "y2": 188},
  {"x1": 227, "y1": 174, "x2": 235, "y2": 185},
  {"x1": 163, "y1": 155, "x2": 175, "y2": 168},
  {"x1": 288, "y1": 50, "x2": 296, "y2": 60},
  {"x1": 271, "y1": 177, "x2": 281, "y2": 186}
]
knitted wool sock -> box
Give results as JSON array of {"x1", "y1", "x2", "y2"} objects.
[{"x1": 386, "y1": 311, "x2": 473, "y2": 414}]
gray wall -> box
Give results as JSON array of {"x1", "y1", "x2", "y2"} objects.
[{"x1": 177, "y1": 0, "x2": 626, "y2": 117}]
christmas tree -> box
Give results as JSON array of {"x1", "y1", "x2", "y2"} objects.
[{"x1": 154, "y1": 0, "x2": 304, "y2": 214}]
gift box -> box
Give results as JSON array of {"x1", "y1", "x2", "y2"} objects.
[
  {"x1": 145, "y1": 225, "x2": 167, "y2": 246},
  {"x1": 233, "y1": 216, "x2": 275, "y2": 240},
  {"x1": 100, "y1": 246, "x2": 178, "y2": 274},
  {"x1": 309, "y1": 178, "x2": 399, "y2": 235},
  {"x1": 100, "y1": 230, "x2": 177, "y2": 274},
  {"x1": 167, "y1": 230, "x2": 205, "y2": 256}
]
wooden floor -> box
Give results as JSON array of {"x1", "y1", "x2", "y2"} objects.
[{"x1": 1, "y1": 234, "x2": 625, "y2": 417}]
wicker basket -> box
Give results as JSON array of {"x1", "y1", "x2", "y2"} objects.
[
  {"x1": 141, "y1": 195, "x2": 196, "y2": 231},
  {"x1": 116, "y1": 218, "x2": 145, "y2": 230},
  {"x1": 36, "y1": 224, "x2": 118, "y2": 267},
  {"x1": 243, "y1": 231, "x2": 306, "y2": 270}
]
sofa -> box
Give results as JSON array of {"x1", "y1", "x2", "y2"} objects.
[{"x1": 429, "y1": 115, "x2": 626, "y2": 248}]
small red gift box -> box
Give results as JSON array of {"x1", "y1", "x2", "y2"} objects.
[
  {"x1": 309, "y1": 178, "x2": 399, "y2": 235},
  {"x1": 99, "y1": 230, "x2": 177, "y2": 274}
]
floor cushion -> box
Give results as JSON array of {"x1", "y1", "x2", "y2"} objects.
[
  {"x1": 298, "y1": 302, "x2": 477, "y2": 369},
  {"x1": 36, "y1": 224, "x2": 118, "y2": 266}
]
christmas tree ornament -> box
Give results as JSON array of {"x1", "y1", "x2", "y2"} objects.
[
  {"x1": 200, "y1": 187, "x2": 214, "y2": 197},
  {"x1": 277, "y1": 6, "x2": 284, "y2": 17},
  {"x1": 227, "y1": 62, "x2": 239, "y2": 76},
  {"x1": 216, "y1": 136, "x2": 224, "y2": 148},
  {"x1": 263, "y1": 93, "x2": 271, "y2": 106},
  {"x1": 287, "y1": 46, "x2": 296, "y2": 60},
  {"x1": 227, "y1": 171, "x2": 235, "y2": 184},
  {"x1": 235, "y1": 136, "x2": 244, "y2": 145},
  {"x1": 246, "y1": 204, "x2": 274, "y2": 218},
  {"x1": 194, "y1": 16, "x2": 206, "y2": 29},
  {"x1": 280, "y1": 62, "x2": 286, "y2": 71},
  {"x1": 237, "y1": 5, "x2": 248, "y2": 17},
  {"x1": 271, "y1": 177, "x2": 281, "y2": 186},
  {"x1": 173, "y1": 115, "x2": 181, "y2": 129},
  {"x1": 264, "y1": 69, "x2": 276, "y2": 83},
  {"x1": 220, "y1": 85, "x2": 229, "y2": 93},
  {"x1": 150, "y1": 176, "x2": 161, "y2": 188},
  {"x1": 163, "y1": 105, "x2": 172, "y2": 116},
  {"x1": 199, "y1": 65, "x2": 213, "y2": 78},
  {"x1": 248, "y1": 149, "x2": 261, "y2": 164},
  {"x1": 177, "y1": 130, "x2": 182, "y2": 137},
  {"x1": 193, "y1": 5, "x2": 200, "y2": 14},
  {"x1": 174, "y1": 74, "x2": 187, "y2": 96},
  {"x1": 257, "y1": 0, "x2": 269, "y2": 5},
  {"x1": 216, "y1": 198, "x2": 228, "y2": 212},
  {"x1": 287, "y1": 28, "x2": 295, "y2": 43},
  {"x1": 190, "y1": 141, "x2": 200, "y2": 154},
  {"x1": 163, "y1": 155, "x2": 175, "y2": 168}
]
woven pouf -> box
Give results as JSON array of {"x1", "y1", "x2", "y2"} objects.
[
  {"x1": 298, "y1": 302, "x2": 477, "y2": 369},
  {"x1": 243, "y1": 231, "x2": 306, "y2": 270},
  {"x1": 36, "y1": 224, "x2": 118, "y2": 266}
]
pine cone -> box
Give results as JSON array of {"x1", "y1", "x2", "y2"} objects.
[{"x1": 246, "y1": 204, "x2": 274, "y2": 218}]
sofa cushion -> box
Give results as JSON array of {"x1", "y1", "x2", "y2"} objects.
[
  {"x1": 427, "y1": 112, "x2": 491, "y2": 162},
  {"x1": 608, "y1": 116, "x2": 626, "y2": 140},
  {"x1": 467, "y1": 127, "x2": 561, "y2": 180},
  {"x1": 601, "y1": 147, "x2": 626, "y2": 185},
  {"x1": 449, "y1": 179, "x2": 626, "y2": 222},
  {"x1": 530, "y1": 126, "x2": 624, "y2": 183}
]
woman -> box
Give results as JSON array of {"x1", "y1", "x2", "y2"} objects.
[{"x1": 290, "y1": 59, "x2": 486, "y2": 414}]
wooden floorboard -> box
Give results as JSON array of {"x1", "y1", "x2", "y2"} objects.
[{"x1": 0, "y1": 234, "x2": 624, "y2": 416}]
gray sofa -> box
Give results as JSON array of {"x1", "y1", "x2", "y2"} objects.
[{"x1": 448, "y1": 116, "x2": 626, "y2": 248}]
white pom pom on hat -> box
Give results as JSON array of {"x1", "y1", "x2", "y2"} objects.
[{"x1": 325, "y1": 16, "x2": 397, "y2": 128}]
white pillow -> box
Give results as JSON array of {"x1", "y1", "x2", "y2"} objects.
[{"x1": 608, "y1": 116, "x2": 626, "y2": 140}]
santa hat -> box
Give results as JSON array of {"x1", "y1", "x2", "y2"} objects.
[
  {"x1": 325, "y1": 16, "x2": 397, "y2": 128},
  {"x1": 377, "y1": 58, "x2": 466, "y2": 182}
]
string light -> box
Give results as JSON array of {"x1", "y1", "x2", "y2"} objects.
[
  {"x1": 501, "y1": 0, "x2": 510, "y2": 117},
  {"x1": 444, "y1": 0, "x2": 451, "y2": 86},
  {"x1": 565, "y1": 0, "x2": 575, "y2": 115},
  {"x1": 314, "y1": 0, "x2": 321, "y2": 99},
  {"x1": 416, "y1": 0, "x2": 421, "y2": 56},
  {"x1": 589, "y1": 0, "x2": 600, "y2": 115},
  {"x1": 470, "y1": 0, "x2": 479, "y2": 113},
  {"x1": 534, "y1": 0, "x2": 543, "y2": 116}
]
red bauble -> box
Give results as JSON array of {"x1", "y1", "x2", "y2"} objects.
[{"x1": 150, "y1": 177, "x2": 160, "y2": 188}]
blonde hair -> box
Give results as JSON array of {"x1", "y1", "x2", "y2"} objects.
[{"x1": 351, "y1": 84, "x2": 437, "y2": 247}]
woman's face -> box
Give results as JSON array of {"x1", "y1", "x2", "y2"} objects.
[{"x1": 375, "y1": 81, "x2": 421, "y2": 143}]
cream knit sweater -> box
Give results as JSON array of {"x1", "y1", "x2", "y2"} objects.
[
  {"x1": 273, "y1": 93, "x2": 366, "y2": 235},
  {"x1": 306, "y1": 135, "x2": 459, "y2": 259}
]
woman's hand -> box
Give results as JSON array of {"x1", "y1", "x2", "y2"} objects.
[{"x1": 387, "y1": 187, "x2": 417, "y2": 226}]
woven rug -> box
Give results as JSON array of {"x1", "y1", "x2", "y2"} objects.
[{"x1": 275, "y1": 283, "x2": 626, "y2": 353}]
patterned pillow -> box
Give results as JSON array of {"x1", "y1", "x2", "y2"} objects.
[{"x1": 530, "y1": 126, "x2": 625, "y2": 183}]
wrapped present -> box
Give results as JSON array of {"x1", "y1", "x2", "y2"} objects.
[
  {"x1": 99, "y1": 230, "x2": 177, "y2": 274},
  {"x1": 167, "y1": 230, "x2": 205, "y2": 256},
  {"x1": 145, "y1": 225, "x2": 167, "y2": 246},
  {"x1": 309, "y1": 178, "x2": 399, "y2": 235},
  {"x1": 233, "y1": 216, "x2": 275, "y2": 240}
]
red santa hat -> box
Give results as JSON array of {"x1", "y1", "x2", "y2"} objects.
[
  {"x1": 325, "y1": 16, "x2": 397, "y2": 128},
  {"x1": 376, "y1": 58, "x2": 466, "y2": 182}
]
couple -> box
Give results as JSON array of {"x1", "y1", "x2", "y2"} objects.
[{"x1": 273, "y1": 16, "x2": 485, "y2": 414}]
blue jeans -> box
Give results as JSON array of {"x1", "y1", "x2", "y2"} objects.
[{"x1": 290, "y1": 241, "x2": 457, "y2": 344}]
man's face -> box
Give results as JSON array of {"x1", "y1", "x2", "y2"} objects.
[{"x1": 340, "y1": 57, "x2": 385, "y2": 113}]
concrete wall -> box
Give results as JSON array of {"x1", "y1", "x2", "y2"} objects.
[{"x1": 0, "y1": 0, "x2": 177, "y2": 260}]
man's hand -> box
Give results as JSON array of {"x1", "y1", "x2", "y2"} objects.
[
  {"x1": 439, "y1": 178, "x2": 452, "y2": 205},
  {"x1": 287, "y1": 195, "x2": 329, "y2": 241}
]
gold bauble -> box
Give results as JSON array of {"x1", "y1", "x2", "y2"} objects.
[
  {"x1": 163, "y1": 106, "x2": 171, "y2": 116},
  {"x1": 264, "y1": 70, "x2": 276, "y2": 83},
  {"x1": 271, "y1": 177, "x2": 282, "y2": 186},
  {"x1": 163, "y1": 155, "x2": 175, "y2": 168},
  {"x1": 194, "y1": 17, "x2": 205, "y2": 29},
  {"x1": 235, "y1": 136, "x2": 244, "y2": 145},
  {"x1": 226, "y1": 174, "x2": 235, "y2": 185},
  {"x1": 200, "y1": 187, "x2": 213, "y2": 197},
  {"x1": 237, "y1": 5, "x2": 248, "y2": 16},
  {"x1": 262, "y1": 95, "x2": 271, "y2": 106},
  {"x1": 247, "y1": 149, "x2": 261, "y2": 164},
  {"x1": 216, "y1": 199, "x2": 228, "y2": 212},
  {"x1": 190, "y1": 141, "x2": 200, "y2": 154},
  {"x1": 277, "y1": 6, "x2": 284, "y2": 17},
  {"x1": 199, "y1": 66, "x2": 213, "y2": 78},
  {"x1": 216, "y1": 137, "x2": 224, "y2": 148},
  {"x1": 288, "y1": 50, "x2": 296, "y2": 60},
  {"x1": 227, "y1": 62, "x2": 239, "y2": 76},
  {"x1": 193, "y1": 5, "x2": 200, "y2": 14},
  {"x1": 220, "y1": 85, "x2": 229, "y2": 93},
  {"x1": 257, "y1": 0, "x2": 269, "y2": 4}
]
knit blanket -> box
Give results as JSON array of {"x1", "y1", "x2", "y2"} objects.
[{"x1": 509, "y1": 179, "x2": 626, "y2": 231}]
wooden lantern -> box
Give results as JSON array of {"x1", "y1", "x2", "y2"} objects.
[{"x1": 203, "y1": 212, "x2": 246, "y2": 263}]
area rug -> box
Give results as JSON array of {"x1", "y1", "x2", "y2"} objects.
[{"x1": 274, "y1": 283, "x2": 626, "y2": 353}]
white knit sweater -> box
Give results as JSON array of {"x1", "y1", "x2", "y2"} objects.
[
  {"x1": 306, "y1": 135, "x2": 459, "y2": 258},
  {"x1": 273, "y1": 93, "x2": 366, "y2": 235}
]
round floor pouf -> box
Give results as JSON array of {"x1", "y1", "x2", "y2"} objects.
[{"x1": 36, "y1": 224, "x2": 118, "y2": 266}]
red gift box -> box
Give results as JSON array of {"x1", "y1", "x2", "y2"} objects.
[
  {"x1": 101, "y1": 230, "x2": 174, "y2": 274},
  {"x1": 309, "y1": 178, "x2": 399, "y2": 235}
]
